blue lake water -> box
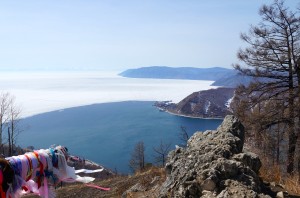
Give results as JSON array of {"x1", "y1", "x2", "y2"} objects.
[{"x1": 19, "y1": 101, "x2": 222, "y2": 173}]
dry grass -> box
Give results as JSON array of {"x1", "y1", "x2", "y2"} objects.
[
  {"x1": 259, "y1": 163, "x2": 281, "y2": 183},
  {"x1": 244, "y1": 142, "x2": 300, "y2": 196},
  {"x1": 259, "y1": 156, "x2": 300, "y2": 196},
  {"x1": 23, "y1": 166, "x2": 166, "y2": 198},
  {"x1": 284, "y1": 176, "x2": 300, "y2": 195}
]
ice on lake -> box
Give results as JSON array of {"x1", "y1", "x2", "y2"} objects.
[{"x1": 0, "y1": 71, "x2": 217, "y2": 117}]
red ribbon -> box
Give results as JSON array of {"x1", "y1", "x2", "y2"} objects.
[
  {"x1": 33, "y1": 151, "x2": 44, "y2": 189},
  {"x1": 24, "y1": 154, "x2": 33, "y2": 182},
  {"x1": 0, "y1": 170, "x2": 6, "y2": 198}
]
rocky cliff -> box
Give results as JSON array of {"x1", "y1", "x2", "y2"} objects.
[
  {"x1": 156, "y1": 88, "x2": 235, "y2": 118},
  {"x1": 158, "y1": 115, "x2": 273, "y2": 198}
]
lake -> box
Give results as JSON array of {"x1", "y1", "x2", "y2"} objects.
[
  {"x1": 0, "y1": 71, "x2": 222, "y2": 173},
  {"x1": 19, "y1": 101, "x2": 222, "y2": 173}
]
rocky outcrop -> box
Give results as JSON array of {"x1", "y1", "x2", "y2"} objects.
[
  {"x1": 155, "y1": 88, "x2": 235, "y2": 118},
  {"x1": 158, "y1": 115, "x2": 273, "y2": 198}
]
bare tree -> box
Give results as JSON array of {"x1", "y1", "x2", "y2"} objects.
[
  {"x1": 129, "y1": 141, "x2": 145, "y2": 172},
  {"x1": 7, "y1": 127, "x2": 11, "y2": 156},
  {"x1": 7, "y1": 95, "x2": 22, "y2": 156},
  {"x1": 0, "y1": 92, "x2": 10, "y2": 153},
  {"x1": 233, "y1": 0, "x2": 300, "y2": 174},
  {"x1": 153, "y1": 140, "x2": 171, "y2": 167},
  {"x1": 0, "y1": 93, "x2": 22, "y2": 156}
]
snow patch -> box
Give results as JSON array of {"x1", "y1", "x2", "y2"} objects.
[
  {"x1": 225, "y1": 97, "x2": 233, "y2": 108},
  {"x1": 204, "y1": 101, "x2": 211, "y2": 113},
  {"x1": 190, "y1": 102, "x2": 197, "y2": 111}
]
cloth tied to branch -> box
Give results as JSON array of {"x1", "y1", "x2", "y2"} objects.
[{"x1": 0, "y1": 145, "x2": 107, "y2": 198}]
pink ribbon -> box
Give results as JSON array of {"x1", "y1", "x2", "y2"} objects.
[{"x1": 85, "y1": 184, "x2": 111, "y2": 191}]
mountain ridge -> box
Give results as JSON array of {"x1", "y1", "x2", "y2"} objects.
[
  {"x1": 119, "y1": 66, "x2": 253, "y2": 87},
  {"x1": 119, "y1": 66, "x2": 236, "y2": 81}
]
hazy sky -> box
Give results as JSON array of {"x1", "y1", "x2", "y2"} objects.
[{"x1": 0, "y1": 0, "x2": 298, "y2": 71}]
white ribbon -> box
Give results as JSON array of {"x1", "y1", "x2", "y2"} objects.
[{"x1": 75, "y1": 168, "x2": 104, "y2": 174}]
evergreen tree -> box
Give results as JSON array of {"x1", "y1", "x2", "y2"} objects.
[
  {"x1": 233, "y1": 0, "x2": 300, "y2": 174},
  {"x1": 129, "y1": 141, "x2": 145, "y2": 172}
]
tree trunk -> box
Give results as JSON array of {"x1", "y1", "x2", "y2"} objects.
[
  {"x1": 298, "y1": 138, "x2": 300, "y2": 182},
  {"x1": 296, "y1": 61, "x2": 300, "y2": 181},
  {"x1": 276, "y1": 123, "x2": 280, "y2": 165},
  {"x1": 8, "y1": 127, "x2": 11, "y2": 156},
  {"x1": 286, "y1": 101, "x2": 296, "y2": 174},
  {"x1": 287, "y1": 130, "x2": 297, "y2": 174},
  {"x1": 286, "y1": 34, "x2": 297, "y2": 174},
  {"x1": 0, "y1": 122, "x2": 2, "y2": 154},
  {"x1": 11, "y1": 121, "x2": 14, "y2": 155}
]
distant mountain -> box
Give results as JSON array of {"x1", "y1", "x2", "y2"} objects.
[
  {"x1": 155, "y1": 87, "x2": 235, "y2": 118},
  {"x1": 119, "y1": 66, "x2": 236, "y2": 81},
  {"x1": 211, "y1": 73, "x2": 253, "y2": 87}
]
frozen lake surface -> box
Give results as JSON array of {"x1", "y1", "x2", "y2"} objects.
[{"x1": 0, "y1": 71, "x2": 216, "y2": 117}]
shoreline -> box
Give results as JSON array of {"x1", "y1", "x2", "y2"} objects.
[
  {"x1": 163, "y1": 109, "x2": 224, "y2": 120},
  {"x1": 24, "y1": 100, "x2": 225, "y2": 121},
  {"x1": 155, "y1": 105, "x2": 225, "y2": 120}
]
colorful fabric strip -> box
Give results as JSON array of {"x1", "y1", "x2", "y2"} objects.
[{"x1": 2, "y1": 145, "x2": 109, "y2": 198}]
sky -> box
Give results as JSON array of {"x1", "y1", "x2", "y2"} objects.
[{"x1": 0, "y1": 0, "x2": 298, "y2": 71}]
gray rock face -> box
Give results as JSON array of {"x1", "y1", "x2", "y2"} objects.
[
  {"x1": 159, "y1": 115, "x2": 272, "y2": 198},
  {"x1": 159, "y1": 88, "x2": 235, "y2": 118}
]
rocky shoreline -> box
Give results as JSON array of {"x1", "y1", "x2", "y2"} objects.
[{"x1": 163, "y1": 108, "x2": 224, "y2": 120}]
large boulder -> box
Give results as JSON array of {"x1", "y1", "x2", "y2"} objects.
[{"x1": 158, "y1": 115, "x2": 272, "y2": 198}]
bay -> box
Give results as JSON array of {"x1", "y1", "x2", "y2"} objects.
[
  {"x1": 0, "y1": 71, "x2": 222, "y2": 173},
  {"x1": 19, "y1": 101, "x2": 222, "y2": 173}
]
